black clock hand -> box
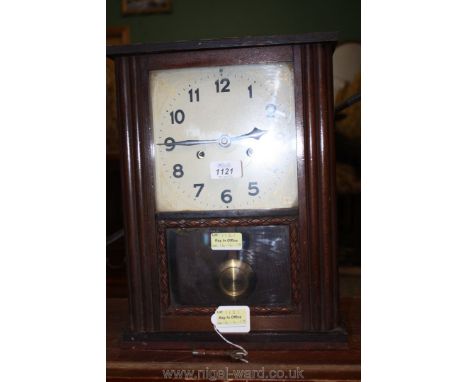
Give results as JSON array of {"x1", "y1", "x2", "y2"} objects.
[
  {"x1": 160, "y1": 137, "x2": 218, "y2": 147},
  {"x1": 158, "y1": 127, "x2": 268, "y2": 148}
]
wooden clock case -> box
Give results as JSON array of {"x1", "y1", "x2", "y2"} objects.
[{"x1": 107, "y1": 32, "x2": 346, "y2": 349}]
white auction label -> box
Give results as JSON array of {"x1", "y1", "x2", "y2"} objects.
[
  {"x1": 211, "y1": 232, "x2": 243, "y2": 250},
  {"x1": 210, "y1": 306, "x2": 250, "y2": 333},
  {"x1": 210, "y1": 160, "x2": 243, "y2": 179}
]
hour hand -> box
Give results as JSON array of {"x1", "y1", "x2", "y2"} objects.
[
  {"x1": 158, "y1": 127, "x2": 268, "y2": 150},
  {"x1": 161, "y1": 137, "x2": 217, "y2": 146},
  {"x1": 158, "y1": 137, "x2": 218, "y2": 150}
]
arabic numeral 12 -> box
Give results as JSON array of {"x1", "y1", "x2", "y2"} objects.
[{"x1": 215, "y1": 78, "x2": 230, "y2": 93}]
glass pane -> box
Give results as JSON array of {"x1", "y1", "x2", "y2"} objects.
[
  {"x1": 150, "y1": 63, "x2": 298, "y2": 212},
  {"x1": 166, "y1": 225, "x2": 292, "y2": 307}
]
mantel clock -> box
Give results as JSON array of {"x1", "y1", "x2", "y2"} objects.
[{"x1": 107, "y1": 33, "x2": 345, "y2": 349}]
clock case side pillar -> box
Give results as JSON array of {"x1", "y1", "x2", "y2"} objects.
[
  {"x1": 299, "y1": 42, "x2": 341, "y2": 331},
  {"x1": 114, "y1": 56, "x2": 160, "y2": 332}
]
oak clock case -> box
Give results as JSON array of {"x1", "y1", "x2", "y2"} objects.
[{"x1": 108, "y1": 33, "x2": 344, "y2": 348}]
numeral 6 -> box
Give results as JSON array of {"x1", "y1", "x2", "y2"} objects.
[{"x1": 221, "y1": 189, "x2": 232, "y2": 204}]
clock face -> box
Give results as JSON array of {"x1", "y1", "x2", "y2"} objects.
[{"x1": 150, "y1": 63, "x2": 298, "y2": 212}]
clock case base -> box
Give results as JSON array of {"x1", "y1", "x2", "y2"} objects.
[
  {"x1": 121, "y1": 329, "x2": 348, "y2": 350},
  {"x1": 108, "y1": 33, "x2": 346, "y2": 349}
]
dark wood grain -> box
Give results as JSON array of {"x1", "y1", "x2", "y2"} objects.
[
  {"x1": 107, "y1": 297, "x2": 360, "y2": 381},
  {"x1": 115, "y1": 56, "x2": 144, "y2": 331},
  {"x1": 107, "y1": 32, "x2": 338, "y2": 57},
  {"x1": 300, "y1": 43, "x2": 340, "y2": 331},
  {"x1": 156, "y1": 207, "x2": 298, "y2": 220},
  {"x1": 116, "y1": 55, "x2": 160, "y2": 332}
]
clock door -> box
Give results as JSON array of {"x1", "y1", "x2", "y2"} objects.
[
  {"x1": 150, "y1": 63, "x2": 298, "y2": 212},
  {"x1": 142, "y1": 46, "x2": 307, "y2": 331}
]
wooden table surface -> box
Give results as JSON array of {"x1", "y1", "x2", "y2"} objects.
[{"x1": 107, "y1": 297, "x2": 360, "y2": 381}]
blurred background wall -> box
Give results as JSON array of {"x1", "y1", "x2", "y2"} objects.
[{"x1": 106, "y1": 0, "x2": 360, "y2": 43}]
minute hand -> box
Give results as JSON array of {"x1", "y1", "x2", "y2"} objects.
[{"x1": 159, "y1": 127, "x2": 268, "y2": 147}]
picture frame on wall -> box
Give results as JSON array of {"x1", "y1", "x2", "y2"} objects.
[{"x1": 121, "y1": 0, "x2": 172, "y2": 15}]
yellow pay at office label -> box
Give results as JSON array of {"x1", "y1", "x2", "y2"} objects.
[{"x1": 211, "y1": 232, "x2": 242, "y2": 250}]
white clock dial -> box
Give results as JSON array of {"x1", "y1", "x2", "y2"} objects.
[{"x1": 150, "y1": 63, "x2": 298, "y2": 212}]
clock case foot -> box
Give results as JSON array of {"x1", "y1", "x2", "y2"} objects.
[{"x1": 121, "y1": 329, "x2": 348, "y2": 350}]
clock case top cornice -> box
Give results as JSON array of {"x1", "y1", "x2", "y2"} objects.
[{"x1": 106, "y1": 32, "x2": 338, "y2": 58}]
